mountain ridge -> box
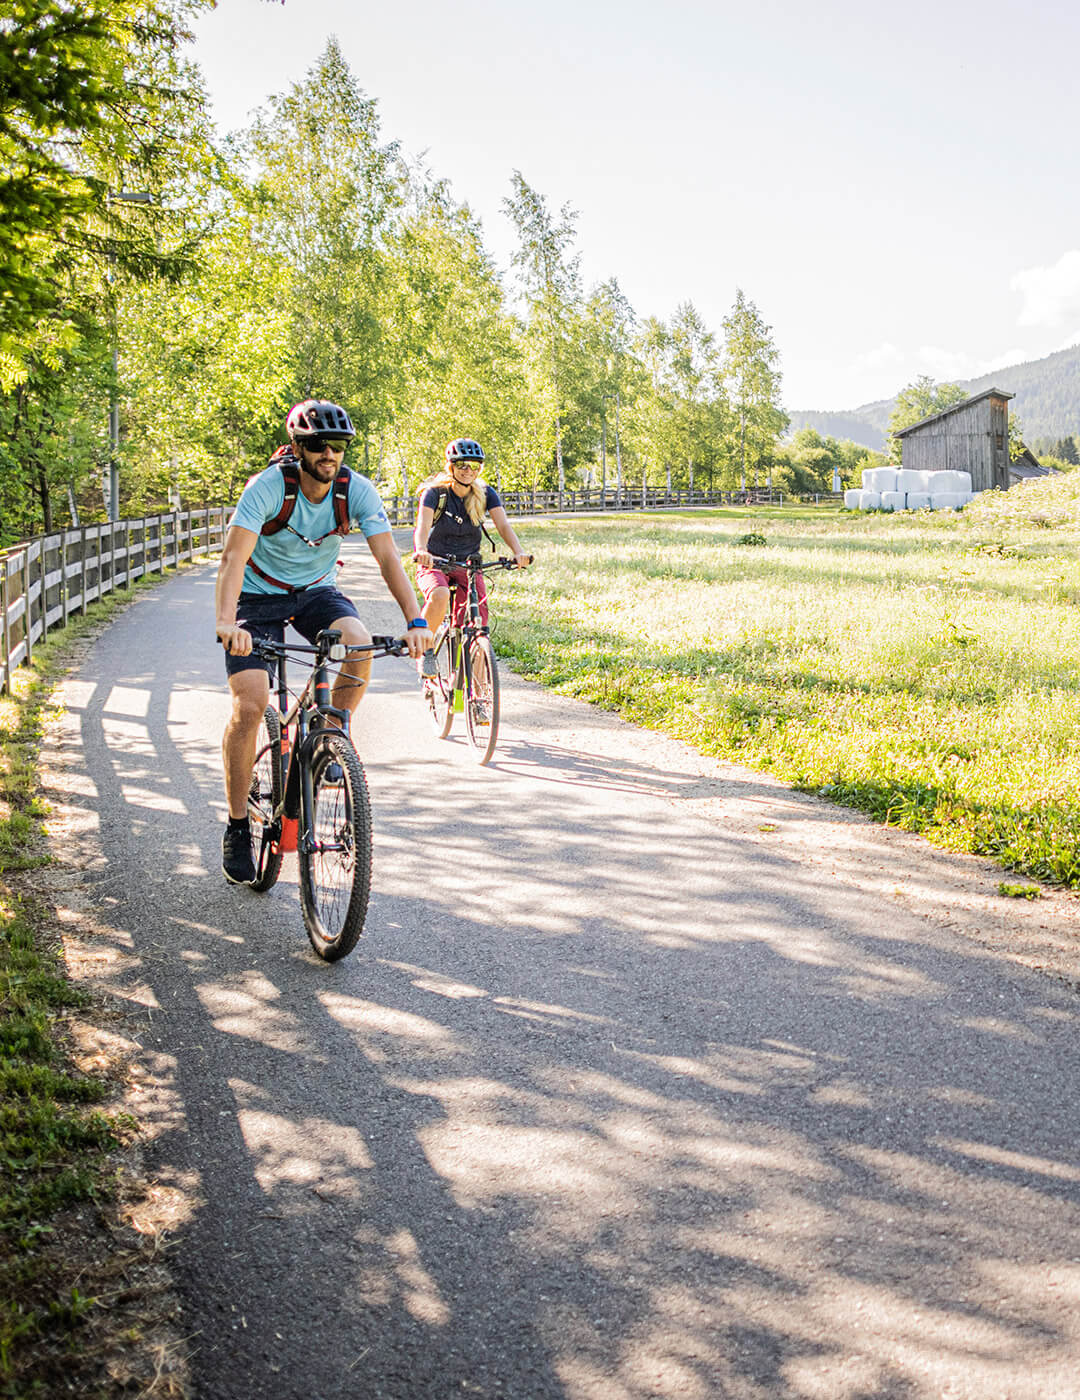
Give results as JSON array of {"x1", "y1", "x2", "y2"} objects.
[{"x1": 787, "y1": 341, "x2": 1080, "y2": 450}]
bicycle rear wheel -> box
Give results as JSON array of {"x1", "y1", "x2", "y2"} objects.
[
  {"x1": 298, "y1": 730, "x2": 372, "y2": 961},
  {"x1": 248, "y1": 707, "x2": 284, "y2": 892},
  {"x1": 465, "y1": 635, "x2": 499, "y2": 765},
  {"x1": 425, "y1": 625, "x2": 455, "y2": 739}
]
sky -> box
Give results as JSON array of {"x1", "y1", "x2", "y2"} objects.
[{"x1": 189, "y1": 0, "x2": 1080, "y2": 411}]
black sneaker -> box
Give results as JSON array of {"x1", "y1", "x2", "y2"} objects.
[{"x1": 222, "y1": 824, "x2": 256, "y2": 885}]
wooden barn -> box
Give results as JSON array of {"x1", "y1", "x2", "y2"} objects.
[{"x1": 893, "y1": 387, "x2": 1013, "y2": 491}]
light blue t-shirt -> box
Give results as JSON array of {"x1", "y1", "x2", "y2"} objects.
[{"x1": 231, "y1": 462, "x2": 392, "y2": 594}]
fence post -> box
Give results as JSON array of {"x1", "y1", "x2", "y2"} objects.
[
  {"x1": 94, "y1": 525, "x2": 103, "y2": 603},
  {"x1": 0, "y1": 562, "x2": 10, "y2": 694},
  {"x1": 22, "y1": 548, "x2": 32, "y2": 665},
  {"x1": 60, "y1": 532, "x2": 69, "y2": 628}
]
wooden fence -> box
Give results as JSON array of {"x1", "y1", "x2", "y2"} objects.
[
  {"x1": 0, "y1": 507, "x2": 229, "y2": 694},
  {"x1": 0, "y1": 487, "x2": 843, "y2": 693},
  {"x1": 381, "y1": 484, "x2": 790, "y2": 525}
]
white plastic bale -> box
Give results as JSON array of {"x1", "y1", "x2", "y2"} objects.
[
  {"x1": 896, "y1": 468, "x2": 928, "y2": 493},
  {"x1": 930, "y1": 492, "x2": 968, "y2": 510},
  {"x1": 928, "y1": 470, "x2": 965, "y2": 492},
  {"x1": 865, "y1": 467, "x2": 898, "y2": 493},
  {"x1": 844, "y1": 489, "x2": 863, "y2": 509},
  {"x1": 881, "y1": 491, "x2": 905, "y2": 511},
  {"x1": 906, "y1": 492, "x2": 932, "y2": 509},
  {"x1": 859, "y1": 490, "x2": 882, "y2": 510}
]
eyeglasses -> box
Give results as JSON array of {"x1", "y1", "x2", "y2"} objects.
[
  {"x1": 451, "y1": 461, "x2": 480, "y2": 472},
  {"x1": 305, "y1": 437, "x2": 349, "y2": 454}
]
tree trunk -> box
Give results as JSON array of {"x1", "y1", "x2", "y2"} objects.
[{"x1": 39, "y1": 467, "x2": 52, "y2": 533}]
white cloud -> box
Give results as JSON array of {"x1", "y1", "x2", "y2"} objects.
[{"x1": 1011, "y1": 250, "x2": 1080, "y2": 327}]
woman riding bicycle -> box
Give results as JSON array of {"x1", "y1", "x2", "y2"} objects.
[{"x1": 412, "y1": 438, "x2": 531, "y2": 671}]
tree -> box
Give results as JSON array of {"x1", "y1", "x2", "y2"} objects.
[
  {"x1": 381, "y1": 170, "x2": 528, "y2": 491},
  {"x1": 245, "y1": 38, "x2": 404, "y2": 460},
  {"x1": 721, "y1": 289, "x2": 787, "y2": 489},
  {"x1": 886, "y1": 376, "x2": 967, "y2": 462},
  {"x1": 503, "y1": 172, "x2": 582, "y2": 491},
  {"x1": 580, "y1": 278, "x2": 638, "y2": 492},
  {"x1": 668, "y1": 301, "x2": 726, "y2": 491},
  {"x1": 0, "y1": 0, "x2": 213, "y2": 387}
]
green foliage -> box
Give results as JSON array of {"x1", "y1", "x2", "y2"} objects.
[
  {"x1": 0, "y1": 27, "x2": 795, "y2": 534},
  {"x1": 721, "y1": 289, "x2": 788, "y2": 489}
]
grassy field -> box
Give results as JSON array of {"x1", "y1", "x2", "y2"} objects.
[{"x1": 492, "y1": 475, "x2": 1080, "y2": 888}]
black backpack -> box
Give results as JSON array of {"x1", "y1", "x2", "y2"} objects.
[{"x1": 423, "y1": 485, "x2": 496, "y2": 551}]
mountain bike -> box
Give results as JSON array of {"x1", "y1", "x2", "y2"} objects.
[
  {"x1": 245, "y1": 628, "x2": 406, "y2": 961},
  {"x1": 423, "y1": 554, "x2": 529, "y2": 766}
]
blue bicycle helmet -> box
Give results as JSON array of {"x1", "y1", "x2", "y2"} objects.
[
  {"x1": 287, "y1": 399, "x2": 356, "y2": 441},
  {"x1": 445, "y1": 437, "x2": 485, "y2": 464}
]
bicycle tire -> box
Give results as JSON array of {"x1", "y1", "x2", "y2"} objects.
[
  {"x1": 465, "y1": 635, "x2": 499, "y2": 765},
  {"x1": 426, "y1": 625, "x2": 455, "y2": 739},
  {"x1": 298, "y1": 730, "x2": 372, "y2": 961},
  {"x1": 248, "y1": 707, "x2": 284, "y2": 892}
]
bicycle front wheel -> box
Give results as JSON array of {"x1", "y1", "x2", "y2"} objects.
[
  {"x1": 425, "y1": 625, "x2": 455, "y2": 740},
  {"x1": 298, "y1": 731, "x2": 372, "y2": 961},
  {"x1": 465, "y1": 635, "x2": 499, "y2": 765},
  {"x1": 249, "y1": 707, "x2": 284, "y2": 893}
]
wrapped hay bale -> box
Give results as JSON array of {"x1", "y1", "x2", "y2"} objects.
[
  {"x1": 930, "y1": 492, "x2": 969, "y2": 511},
  {"x1": 926, "y1": 470, "x2": 966, "y2": 492},
  {"x1": 905, "y1": 491, "x2": 932, "y2": 510},
  {"x1": 896, "y1": 468, "x2": 928, "y2": 493},
  {"x1": 864, "y1": 467, "x2": 898, "y2": 493},
  {"x1": 859, "y1": 490, "x2": 882, "y2": 510},
  {"x1": 843, "y1": 489, "x2": 863, "y2": 509},
  {"x1": 881, "y1": 490, "x2": 905, "y2": 511}
]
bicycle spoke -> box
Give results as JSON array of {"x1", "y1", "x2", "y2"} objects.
[
  {"x1": 248, "y1": 708, "x2": 284, "y2": 892},
  {"x1": 465, "y1": 636, "x2": 500, "y2": 765},
  {"x1": 298, "y1": 732, "x2": 371, "y2": 960}
]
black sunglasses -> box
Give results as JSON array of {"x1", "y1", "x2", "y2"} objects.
[{"x1": 304, "y1": 436, "x2": 349, "y2": 454}]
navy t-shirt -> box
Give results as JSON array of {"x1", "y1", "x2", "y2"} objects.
[{"x1": 422, "y1": 483, "x2": 501, "y2": 560}]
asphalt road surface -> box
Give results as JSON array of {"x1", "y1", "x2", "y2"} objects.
[{"x1": 41, "y1": 540, "x2": 1080, "y2": 1400}]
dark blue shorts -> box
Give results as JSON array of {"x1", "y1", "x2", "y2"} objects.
[{"x1": 224, "y1": 586, "x2": 361, "y2": 679}]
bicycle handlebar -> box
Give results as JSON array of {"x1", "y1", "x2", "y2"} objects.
[
  {"x1": 249, "y1": 634, "x2": 409, "y2": 661},
  {"x1": 427, "y1": 554, "x2": 533, "y2": 571},
  {"x1": 217, "y1": 633, "x2": 409, "y2": 660}
]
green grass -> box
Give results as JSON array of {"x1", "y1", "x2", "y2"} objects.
[
  {"x1": 491, "y1": 480, "x2": 1080, "y2": 887},
  {"x1": 0, "y1": 574, "x2": 181, "y2": 1397}
]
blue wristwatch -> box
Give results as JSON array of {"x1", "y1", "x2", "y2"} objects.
[{"x1": 407, "y1": 618, "x2": 428, "y2": 630}]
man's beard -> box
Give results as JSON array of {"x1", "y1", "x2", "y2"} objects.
[{"x1": 299, "y1": 455, "x2": 338, "y2": 481}]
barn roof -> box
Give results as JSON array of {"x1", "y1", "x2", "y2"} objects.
[{"x1": 893, "y1": 386, "x2": 1014, "y2": 438}]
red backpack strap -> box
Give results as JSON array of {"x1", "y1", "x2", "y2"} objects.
[
  {"x1": 330, "y1": 465, "x2": 351, "y2": 537},
  {"x1": 260, "y1": 449, "x2": 300, "y2": 536}
]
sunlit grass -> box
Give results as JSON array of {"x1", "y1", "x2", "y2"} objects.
[{"x1": 493, "y1": 486, "x2": 1080, "y2": 885}]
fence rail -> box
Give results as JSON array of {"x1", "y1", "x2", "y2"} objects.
[{"x1": 0, "y1": 507, "x2": 228, "y2": 694}]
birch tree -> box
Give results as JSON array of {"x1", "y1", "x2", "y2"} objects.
[{"x1": 503, "y1": 172, "x2": 582, "y2": 491}]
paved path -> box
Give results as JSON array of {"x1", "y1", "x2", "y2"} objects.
[{"x1": 41, "y1": 543, "x2": 1080, "y2": 1400}]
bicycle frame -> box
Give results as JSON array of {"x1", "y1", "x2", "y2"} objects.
[
  {"x1": 254, "y1": 630, "x2": 401, "y2": 856},
  {"x1": 442, "y1": 559, "x2": 488, "y2": 702}
]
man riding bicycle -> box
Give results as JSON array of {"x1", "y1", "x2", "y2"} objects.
[{"x1": 215, "y1": 398, "x2": 431, "y2": 885}]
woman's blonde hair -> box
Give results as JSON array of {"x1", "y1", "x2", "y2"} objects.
[{"x1": 419, "y1": 469, "x2": 488, "y2": 525}]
